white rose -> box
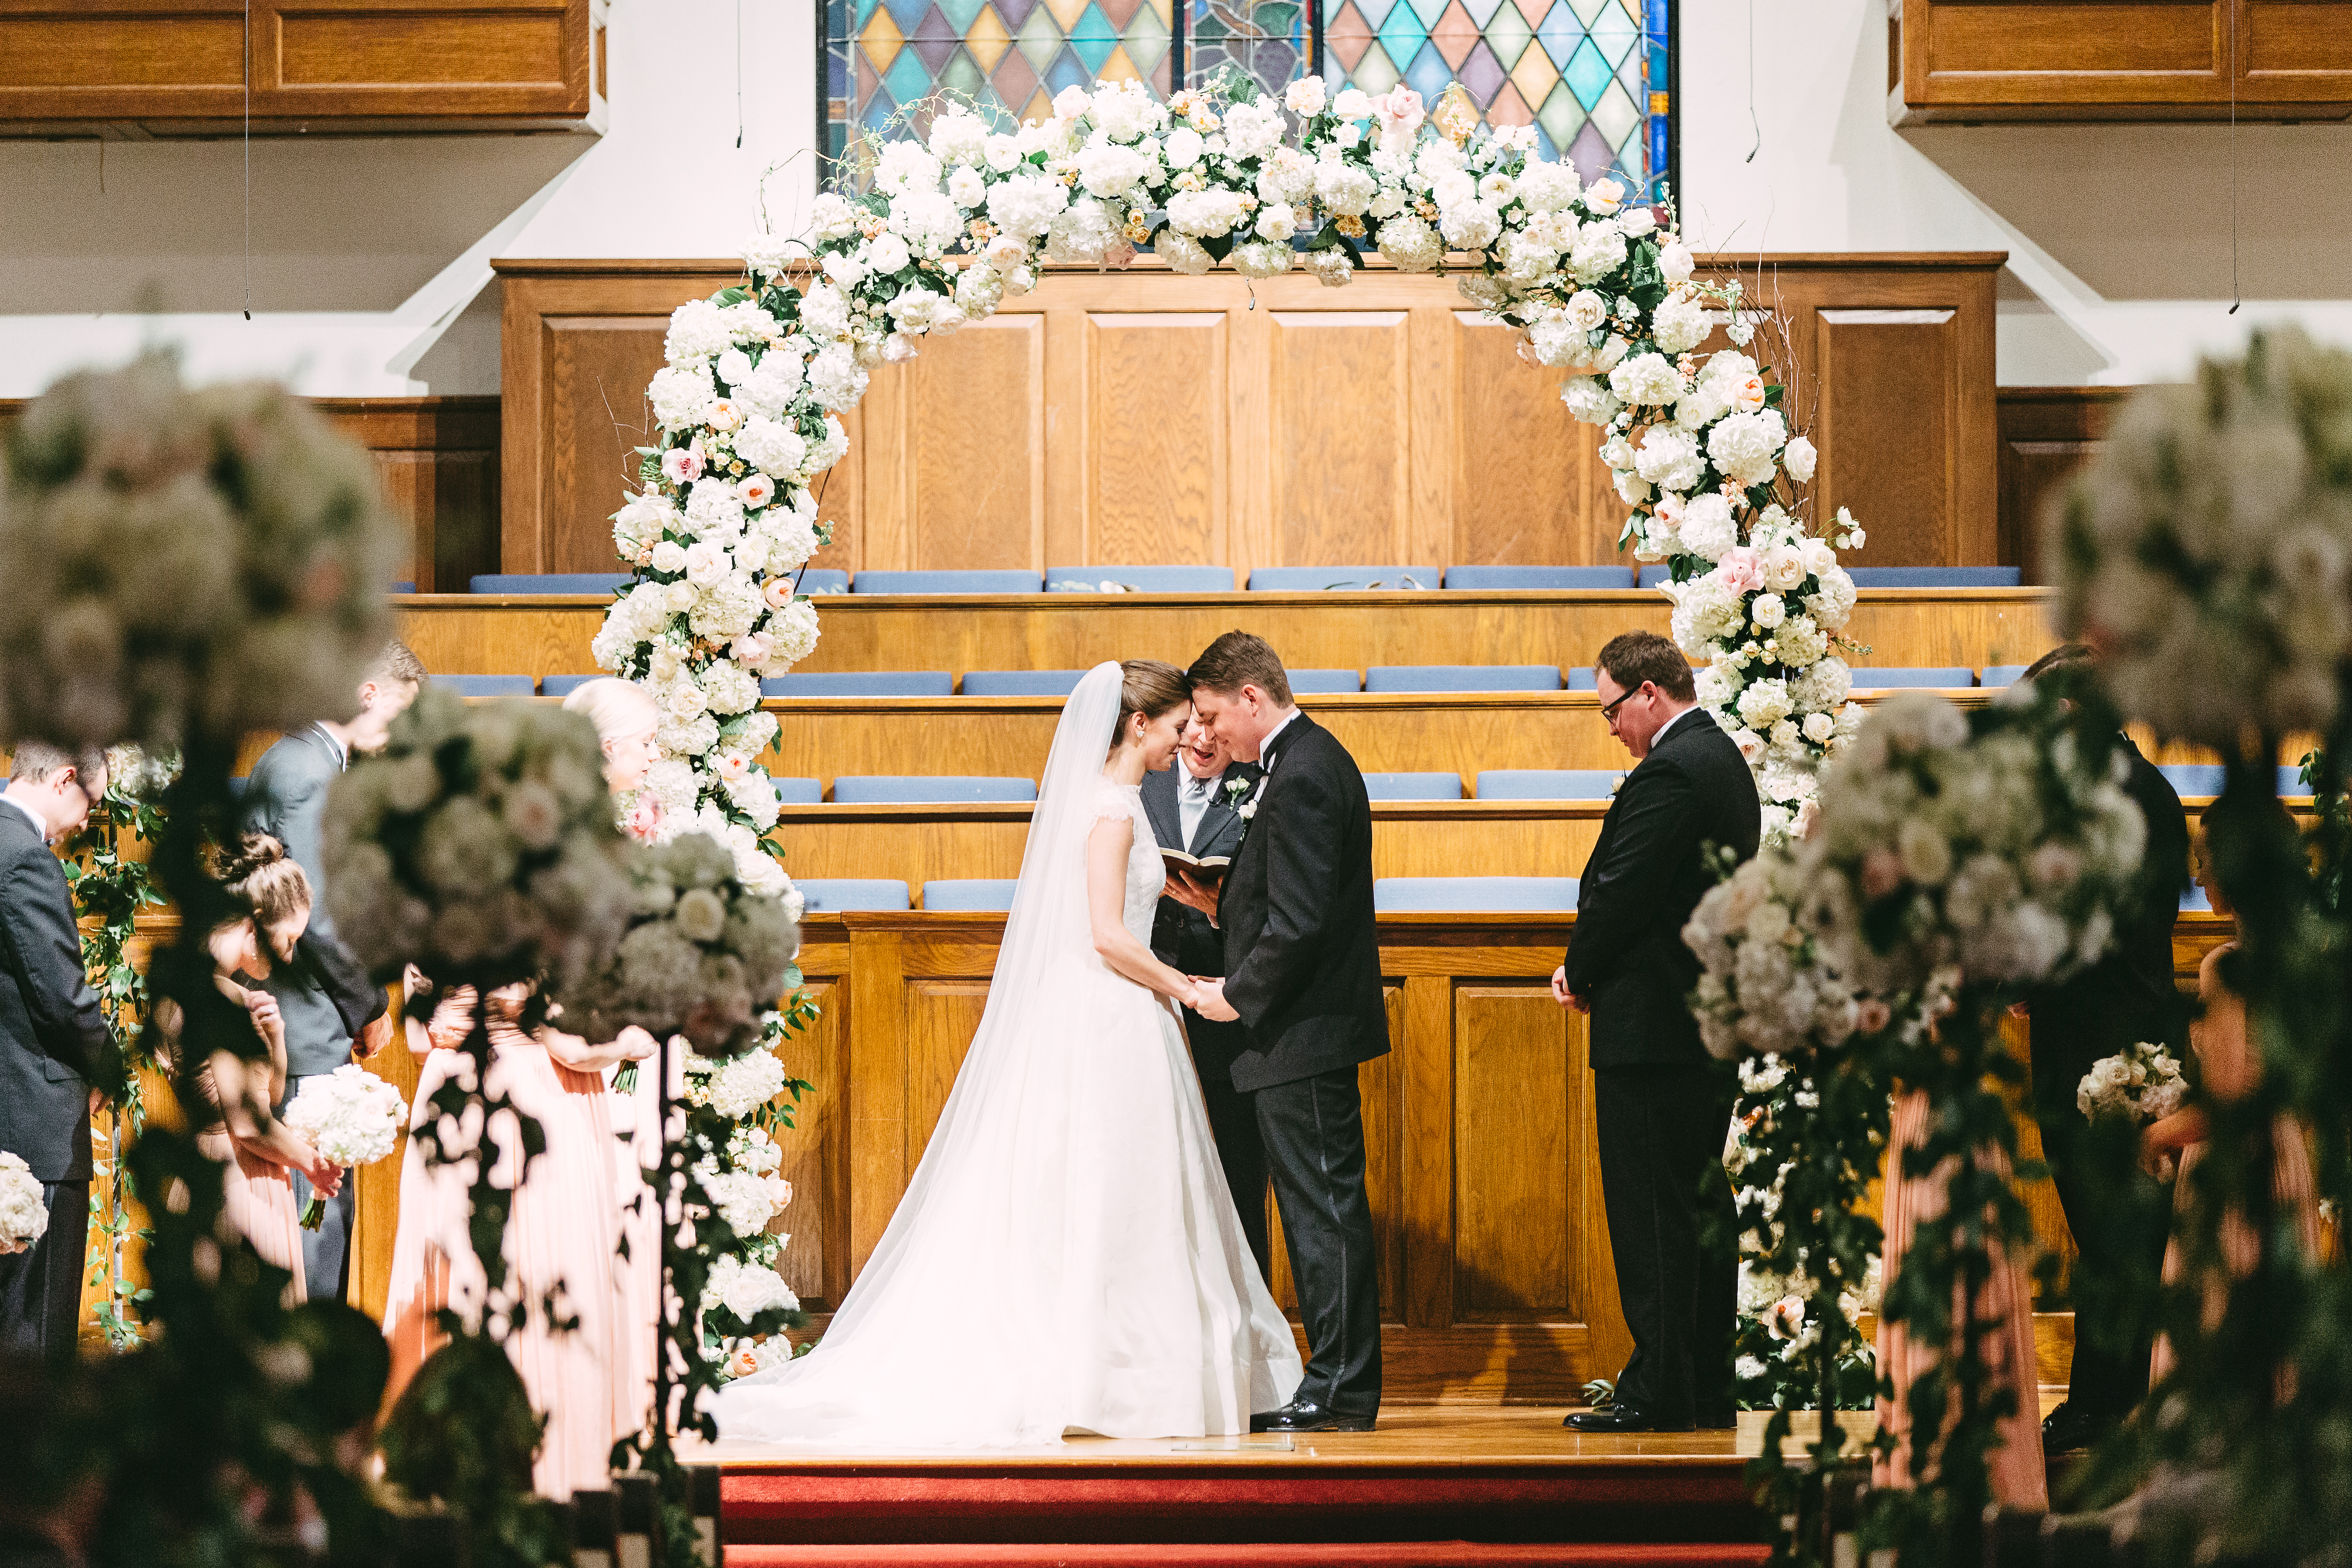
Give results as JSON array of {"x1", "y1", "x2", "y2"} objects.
[
  {"x1": 1750, "y1": 592, "x2": 1786, "y2": 629},
  {"x1": 1285, "y1": 77, "x2": 1327, "y2": 116},
  {"x1": 1783, "y1": 435, "x2": 1818, "y2": 483}
]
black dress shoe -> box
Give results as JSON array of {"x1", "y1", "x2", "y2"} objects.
[
  {"x1": 1696, "y1": 1405, "x2": 1738, "y2": 1430},
  {"x1": 1250, "y1": 1399, "x2": 1377, "y2": 1433},
  {"x1": 2041, "y1": 1400, "x2": 2117, "y2": 1454},
  {"x1": 1564, "y1": 1404, "x2": 1697, "y2": 1434}
]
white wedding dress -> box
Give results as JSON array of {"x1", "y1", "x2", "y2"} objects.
[{"x1": 714, "y1": 662, "x2": 1302, "y2": 1448}]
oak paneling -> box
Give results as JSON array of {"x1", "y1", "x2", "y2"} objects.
[
  {"x1": 493, "y1": 255, "x2": 2006, "y2": 582},
  {"x1": 1893, "y1": 0, "x2": 2352, "y2": 123},
  {"x1": 392, "y1": 585, "x2": 2061, "y2": 685},
  {"x1": 0, "y1": 0, "x2": 605, "y2": 135},
  {"x1": 1456, "y1": 984, "x2": 1573, "y2": 1318},
  {"x1": 1817, "y1": 309, "x2": 1958, "y2": 567},
  {"x1": 1086, "y1": 313, "x2": 1229, "y2": 567},
  {"x1": 1997, "y1": 386, "x2": 2128, "y2": 584}
]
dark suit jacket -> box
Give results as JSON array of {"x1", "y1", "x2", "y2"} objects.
[
  {"x1": 1143, "y1": 758, "x2": 1262, "y2": 1087},
  {"x1": 0, "y1": 803, "x2": 112, "y2": 1181},
  {"x1": 1216, "y1": 713, "x2": 1390, "y2": 1093},
  {"x1": 2029, "y1": 736, "x2": 2190, "y2": 1123},
  {"x1": 1562, "y1": 709, "x2": 1761, "y2": 1070},
  {"x1": 243, "y1": 726, "x2": 379, "y2": 1078}
]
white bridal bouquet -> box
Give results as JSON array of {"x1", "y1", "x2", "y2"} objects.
[
  {"x1": 2078, "y1": 1040, "x2": 2189, "y2": 1126},
  {"x1": 0, "y1": 1150, "x2": 48, "y2": 1256},
  {"x1": 282, "y1": 1064, "x2": 409, "y2": 1229}
]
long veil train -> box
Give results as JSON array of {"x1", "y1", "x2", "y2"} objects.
[{"x1": 713, "y1": 662, "x2": 1301, "y2": 1448}]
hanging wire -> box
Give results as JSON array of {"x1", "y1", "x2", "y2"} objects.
[
  {"x1": 736, "y1": 0, "x2": 745, "y2": 150},
  {"x1": 2227, "y1": 0, "x2": 2241, "y2": 314},
  {"x1": 1744, "y1": 0, "x2": 1761, "y2": 164},
  {"x1": 243, "y1": 0, "x2": 252, "y2": 320}
]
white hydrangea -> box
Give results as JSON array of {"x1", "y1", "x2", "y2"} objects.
[
  {"x1": 1439, "y1": 199, "x2": 1502, "y2": 250},
  {"x1": 1515, "y1": 160, "x2": 1579, "y2": 211},
  {"x1": 1155, "y1": 230, "x2": 1213, "y2": 275},
  {"x1": 1635, "y1": 427, "x2": 1705, "y2": 493},
  {"x1": 1167, "y1": 187, "x2": 1248, "y2": 238},
  {"x1": 873, "y1": 139, "x2": 942, "y2": 195},
  {"x1": 1652, "y1": 291, "x2": 1712, "y2": 355},
  {"x1": 703, "y1": 1252, "x2": 799, "y2": 1322},
  {"x1": 928, "y1": 109, "x2": 988, "y2": 165},
  {"x1": 1560, "y1": 375, "x2": 1622, "y2": 425},
  {"x1": 1376, "y1": 214, "x2": 1443, "y2": 272},
  {"x1": 1090, "y1": 78, "x2": 1162, "y2": 142},
  {"x1": 665, "y1": 298, "x2": 732, "y2": 364},
  {"x1": 1678, "y1": 493, "x2": 1738, "y2": 561},
  {"x1": 735, "y1": 417, "x2": 807, "y2": 479},
  {"x1": 1075, "y1": 140, "x2": 1150, "y2": 199},
  {"x1": 647, "y1": 363, "x2": 715, "y2": 429},
  {"x1": 1230, "y1": 239, "x2": 1294, "y2": 279},
  {"x1": 1313, "y1": 159, "x2": 1376, "y2": 215},
  {"x1": 987, "y1": 172, "x2": 1069, "y2": 240},
  {"x1": 1707, "y1": 409, "x2": 1788, "y2": 487},
  {"x1": 1608, "y1": 352, "x2": 1683, "y2": 408}
]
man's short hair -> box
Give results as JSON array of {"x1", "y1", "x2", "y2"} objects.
[
  {"x1": 2020, "y1": 643, "x2": 2096, "y2": 685},
  {"x1": 364, "y1": 640, "x2": 428, "y2": 690},
  {"x1": 8, "y1": 741, "x2": 106, "y2": 787},
  {"x1": 1187, "y1": 632, "x2": 1292, "y2": 706},
  {"x1": 1594, "y1": 630, "x2": 1697, "y2": 703}
]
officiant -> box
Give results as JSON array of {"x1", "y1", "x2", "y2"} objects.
[{"x1": 1145, "y1": 717, "x2": 1271, "y2": 1282}]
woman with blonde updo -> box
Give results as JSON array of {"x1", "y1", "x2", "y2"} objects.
[
  {"x1": 564, "y1": 677, "x2": 663, "y2": 841},
  {"x1": 157, "y1": 834, "x2": 344, "y2": 1303}
]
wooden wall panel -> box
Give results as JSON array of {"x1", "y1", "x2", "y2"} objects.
[
  {"x1": 1894, "y1": 0, "x2": 2352, "y2": 123},
  {"x1": 1998, "y1": 386, "x2": 2127, "y2": 584},
  {"x1": 494, "y1": 254, "x2": 2006, "y2": 583},
  {"x1": 0, "y1": 0, "x2": 605, "y2": 134},
  {"x1": 1455, "y1": 984, "x2": 1572, "y2": 1317},
  {"x1": 1086, "y1": 313, "x2": 1230, "y2": 568},
  {"x1": 1817, "y1": 309, "x2": 1959, "y2": 566}
]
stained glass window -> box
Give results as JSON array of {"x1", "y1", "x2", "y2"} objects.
[{"x1": 823, "y1": 0, "x2": 1673, "y2": 197}]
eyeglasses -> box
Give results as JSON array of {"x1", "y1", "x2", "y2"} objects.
[{"x1": 1600, "y1": 683, "x2": 1650, "y2": 725}]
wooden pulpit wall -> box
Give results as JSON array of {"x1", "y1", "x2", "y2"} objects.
[{"x1": 494, "y1": 253, "x2": 2003, "y2": 580}]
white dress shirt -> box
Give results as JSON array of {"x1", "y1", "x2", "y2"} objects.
[
  {"x1": 1648, "y1": 703, "x2": 1700, "y2": 751},
  {"x1": 1257, "y1": 706, "x2": 1303, "y2": 769}
]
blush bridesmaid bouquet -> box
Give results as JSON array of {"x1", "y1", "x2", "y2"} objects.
[{"x1": 282, "y1": 1063, "x2": 408, "y2": 1229}]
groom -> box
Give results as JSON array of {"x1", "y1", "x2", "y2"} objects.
[{"x1": 1179, "y1": 632, "x2": 1387, "y2": 1433}]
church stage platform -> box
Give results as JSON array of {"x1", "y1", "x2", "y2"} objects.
[{"x1": 708, "y1": 1408, "x2": 1777, "y2": 1567}]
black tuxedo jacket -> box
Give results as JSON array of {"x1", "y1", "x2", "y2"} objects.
[
  {"x1": 2027, "y1": 736, "x2": 2190, "y2": 1122},
  {"x1": 1562, "y1": 708, "x2": 1761, "y2": 1070},
  {"x1": 1215, "y1": 713, "x2": 1390, "y2": 1093},
  {"x1": 1143, "y1": 758, "x2": 1262, "y2": 1086},
  {"x1": 0, "y1": 804, "x2": 114, "y2": 1181}
]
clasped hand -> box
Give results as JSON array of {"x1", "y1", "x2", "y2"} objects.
[{"x1": 1187, "y1": 977, "x2": 1240, "y2": 1022}]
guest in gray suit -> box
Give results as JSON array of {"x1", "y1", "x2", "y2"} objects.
[
  {"x1": 1141, "y1": 717, "x2": 1270, "y2": 1283},
  {"x1": 240, "y1": 640, "x2": 424, "y2": 1300},
  {"x1": 0, "y1": 743, "x2": 118, "y2": 1362}
]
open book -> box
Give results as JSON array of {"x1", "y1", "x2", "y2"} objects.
[{"x1": 1161, "y1": 848, "x2": 1231, "y2": 877}]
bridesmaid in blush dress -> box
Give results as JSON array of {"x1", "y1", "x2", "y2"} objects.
[
  {"x1": 1873, "y1": 1081, "x2": 2049, "y2": 1508},
  {"x1": 379, "y1": 980, "x2": 656, "y2": 1494},
  {"x1": 561, "y1": 676, "x2": 671, "y2": 1430},
  {"x1": 163, "y1": 835, "x2": 345, "y2": 1305}
]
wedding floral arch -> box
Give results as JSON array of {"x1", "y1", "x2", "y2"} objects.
[{"x1": 594, "y1": 69, "x2": 1875, "y2": 1382}]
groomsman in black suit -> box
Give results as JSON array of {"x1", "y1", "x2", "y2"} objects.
[
  {"x1": 1180, "y1": 632, "x2": 1388, "y2": 1433},
  {"x1": 1555, "y1": 631, "x2": 1758, "y2": 1433},
  {"x1": 1142, "y1": 713, "x2": 1270, "y2": 1282},
  {"x1": 0, "y1": 743, "x2": 118, "y2": 1362},
  {"x1": 2016, "y1": 643, "x2": 2190, "y2": 1454},
  {"x1": 241, "y1": 640, "x2": 423, "y2": 1300}
]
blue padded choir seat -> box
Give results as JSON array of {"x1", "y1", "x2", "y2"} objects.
[
  {"x1": 539, "y1": 674, "x2": 599, "y2": 698},
  {"x1": 2160, "y1": 764, "x2": 2313, "y2": 799},
  {"x1": 923, "y1": 880, "x2": 1020, "y2": 911},
  {"x1": 796, "y1": 569, "x2": 851, "y2": 594},
  {"x1": 1979, "y1": 665, "x2": 2035, "y2": 687},
  {"x1": 1362, "y1": 773, "x2": 1464, "y2": 801},
  {"x1": 1375, "y1": 877, "x2": 1581, "y2": 912},
  {"x1": 1847, "y1": 668, "x2": 1977, "y2": 688},
  {"x1": 772, "y1": 778, "x2": 823, "y2": 805},
  {"x1": 851, "y1": 569, "x2": 1043, "y2": 594},
  {"x1": 760, "y1": 672, "x2": 955, "y2": 698},
  {"x1": 1443, "y1": 565, "x2": 1636, "y2": 590},
  {"x1": 390, "y1": 581, "x2": 416, "y2": 594},
  {"x1": 1287, "y1": 669, "x2": 1362, "y2": 693},
  {"x1": 794, "y1": 879, "x2": 911, "y2": 911},
  {"x1": 1247, "y1": 566, "x2": 1438, "y2": 591},
  {"x1": 1476, "y1": 770, "x2": 1623, "y2": 800},
  {"x1": 1046, "y1": 565, "x2": 1238, "y2": 592},
  {"x1": 1565, "y1": 668, "x2": 1599, "y2": 691},
  {"x1": 469, "y1": 573, "x2": 632, "y2": 595},
  {"x1": 832, "y1": 776, "x2": 1038, "y2": 804},
  {"x1": 1843, "y1": 567, "x2": 2022, "y2": 588},
  {"x1": 1364, "y1": 665, "x2": 1562, "y2": 693},
  {"x1": 2181, "y1": 884, "x2": 2213, "y2": 913},
  {"x1": 962, "y1": 670, "x2": 1089, "y2": 697},
  {"x1": 435, "y1": 674, "x2": 536, "y2": 697},
  {"x1": 1636, "y1": 565, "x2": 1674, "y2": 588}
]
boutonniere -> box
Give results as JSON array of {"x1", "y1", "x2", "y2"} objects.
[{"x1": 1221, "y1": 774, "x2": 1254, "y2": 810}]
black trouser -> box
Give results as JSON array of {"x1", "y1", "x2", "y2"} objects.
[
  {"x1": 1255, "y1": 1064, "x2": 1381, "y2": 1415},
  {"x1": 1201, "y1": 1065, "x2": 1273, "y2": 1288},
  {"x1": 1594, "y1": 1064, "x2": 1737, "y2": 1424},
  {"x1": 286, "y1": 1070, "x2": 354, "y2": 1301},
  {"x1": 2034, "y1": 1098, "x2": 2169, "y2": 1416},
  {"x1": 0, "y1": 1177, "x2": 88, "y2": 1363}
]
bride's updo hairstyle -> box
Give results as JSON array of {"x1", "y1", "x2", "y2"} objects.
[
  {"x1": 1113, "y1": 659, "x2": 1192, "y2": 750},
  {"x1": 204, "y1": 832, "x2": 311, "y2": 926}
]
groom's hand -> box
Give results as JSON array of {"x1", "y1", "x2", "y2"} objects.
[
  {"x1": 1551, "y1": 964, "x2": 1589, "y2": 1013},
  {"x1": 1191, "y1": 978, "x2": 1240, "y2": 1022}
]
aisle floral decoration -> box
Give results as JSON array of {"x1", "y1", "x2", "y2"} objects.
[
  {"x1": 328, "y1": 686, "x2": 637, "y2": 1565},
  {"x1": 0, "y1": 349, "x2": 402, "y2": 1568},
  {"x1": 2046, "y1": 327, "x2": 2352, "y2": 1567}
]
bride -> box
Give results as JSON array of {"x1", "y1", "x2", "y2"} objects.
[{"x1": 715, "y1": 659, "x2": 1302, "y2": 1446}]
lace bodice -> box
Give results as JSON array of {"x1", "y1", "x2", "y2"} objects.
[{"x1": 1091, "y1": 780, "x2": 1165, "y2": 944}]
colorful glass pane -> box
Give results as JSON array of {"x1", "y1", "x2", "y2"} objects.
[{"x1": 823, "y1": 0, "x2": 1669, "y2": 197}]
